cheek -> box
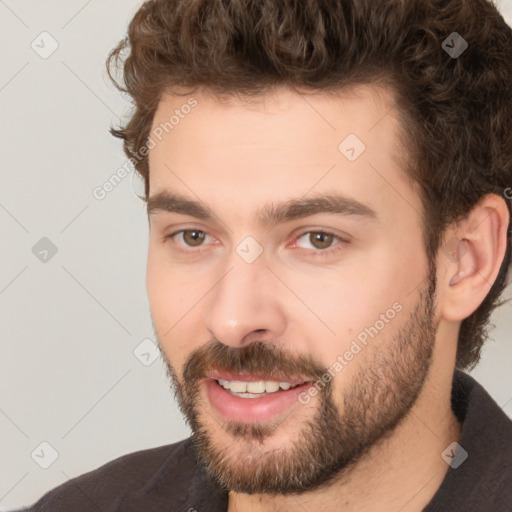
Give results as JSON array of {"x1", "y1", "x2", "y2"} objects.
[
  {"x1": 146, "y1": 246, "x2": 211, "y2": 363},
  {"x1": 146, "y1": 241, "x2": 192, "y2": 313},
  {"x1": 146, "y1": 246, "x2": 171, "y2": 321},
  {"x1": 282, "y1": 249, "x2": 417, "y2": 369}
]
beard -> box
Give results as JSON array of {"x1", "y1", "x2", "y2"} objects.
[{"x1": 156, "y1": 263, "x2": 437, "y2": 495}]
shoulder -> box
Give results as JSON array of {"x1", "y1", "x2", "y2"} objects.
[
  {"x1": 425, "y1": 371, "x2": 512, "y2": 511},
  {"x1": 17, "y1": 438, "x2": 198, "y2": 512}
]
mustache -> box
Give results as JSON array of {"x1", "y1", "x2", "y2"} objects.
[{"x1": 182, "y1": 339, "x2": 329, "y2": 384}]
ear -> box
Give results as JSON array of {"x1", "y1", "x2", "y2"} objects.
[{"x1": 438, "y1": 193, "x2": 510, "y2": 322}]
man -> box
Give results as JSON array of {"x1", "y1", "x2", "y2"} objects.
[{"x1": 20, "y1": 0, "x2": 512, "y2": 510}]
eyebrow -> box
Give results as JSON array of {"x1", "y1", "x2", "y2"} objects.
[{"x1": 146, "y1": 191, "x2": 378, "y2": 226}]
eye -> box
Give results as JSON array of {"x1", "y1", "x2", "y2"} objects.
[
  {"x1": 165, "y1": 228, "x2": 347, "y2": 257},
  {"x1": 166, "y1": 229, "x2": 213, "y2": 250},
  {"x1": 293, "y1": 230, "x2": 346, "y2": 256}
]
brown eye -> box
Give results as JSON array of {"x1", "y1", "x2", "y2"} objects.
[
  {"x1": 308, "y1": 232, "x2": 335, "y2": 250},
  {"x1": 293, "y1": 230, "x2": 347, "y2": 257},
  {"x1": 181, "y1": 230, "x2": 206, "y2": 247},
  {"x1": 165, "y1": 228, "x2": 216, "y2": 254}
]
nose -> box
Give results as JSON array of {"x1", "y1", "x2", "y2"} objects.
[{"x1": 203, "y1": 254, "x2": 288, "y2": 348}]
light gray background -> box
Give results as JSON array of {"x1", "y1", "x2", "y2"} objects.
[{"x1": 1, "y1": 1, "x2": 511, "y2": 510}]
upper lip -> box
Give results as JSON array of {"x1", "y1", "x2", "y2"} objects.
[{"x1": 205, "y1": 370, "x2": 309, "y2": 385}]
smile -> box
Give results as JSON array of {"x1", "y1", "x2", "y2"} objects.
[
  {"x1": 203, "y1": 375, "x2": 313, "y2": 423},
  {"x1": 217, "y1": 379, "x2": 304, "y2": 397}
]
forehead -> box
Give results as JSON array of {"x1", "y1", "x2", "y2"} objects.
[
  {"x1": 150, "y1": 83, "x2": 402, "y2": 154},
  {"x1": 147, "y1": 84, "x2": 420, "y2": 226}
]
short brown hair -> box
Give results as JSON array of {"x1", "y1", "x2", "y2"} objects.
[{"x1": 106, "y1": 0, "x2": 512, "y2": 370}]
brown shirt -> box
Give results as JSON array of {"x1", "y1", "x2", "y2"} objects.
[{"x1": 17, "y1": 370, "x2": 512, "y2": 512}]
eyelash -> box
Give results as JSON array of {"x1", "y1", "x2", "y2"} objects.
[{"x1": 165, "y1": 228, "x2": 347, "y2": 258}]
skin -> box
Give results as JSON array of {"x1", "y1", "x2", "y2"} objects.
[{"x1": 145, "y1": 84, "x2": 509, "y2": 511}]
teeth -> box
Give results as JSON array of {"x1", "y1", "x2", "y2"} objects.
[
  {"x1": 229, "y1": 381, "x2": 248, "y2": 393},
  {"x1": 217, "y1": 379, "x2": 300, "y2": 394},
  {"x1": 265, "y1": 381, "x2": 280, "y2": 393},
  {"x1": 246, "y1": 381, "x2": 265, "y2": 393},
  {"x1": 230, "y1": 391, "x2": 265, "y2": 399}
]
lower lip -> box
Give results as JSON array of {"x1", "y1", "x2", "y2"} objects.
[{"x1": 204, "y1": 379, "x2": 313, "y2": 424}]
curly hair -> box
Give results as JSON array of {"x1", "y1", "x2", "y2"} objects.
[{"x1": 106, "y1": 0, "x2": 512, "y2": 371}]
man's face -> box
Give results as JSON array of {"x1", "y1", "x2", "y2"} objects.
[{"x1": 146, "y1": 85, "x2": 439, "y2": 493}]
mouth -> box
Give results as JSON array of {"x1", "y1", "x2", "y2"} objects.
[
  {"x1": 203, "y1": 372, "x2": 314, "y2": 424},
  {"x1": 215, "y1": 378, "x2": 304, "y2": 397}
]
